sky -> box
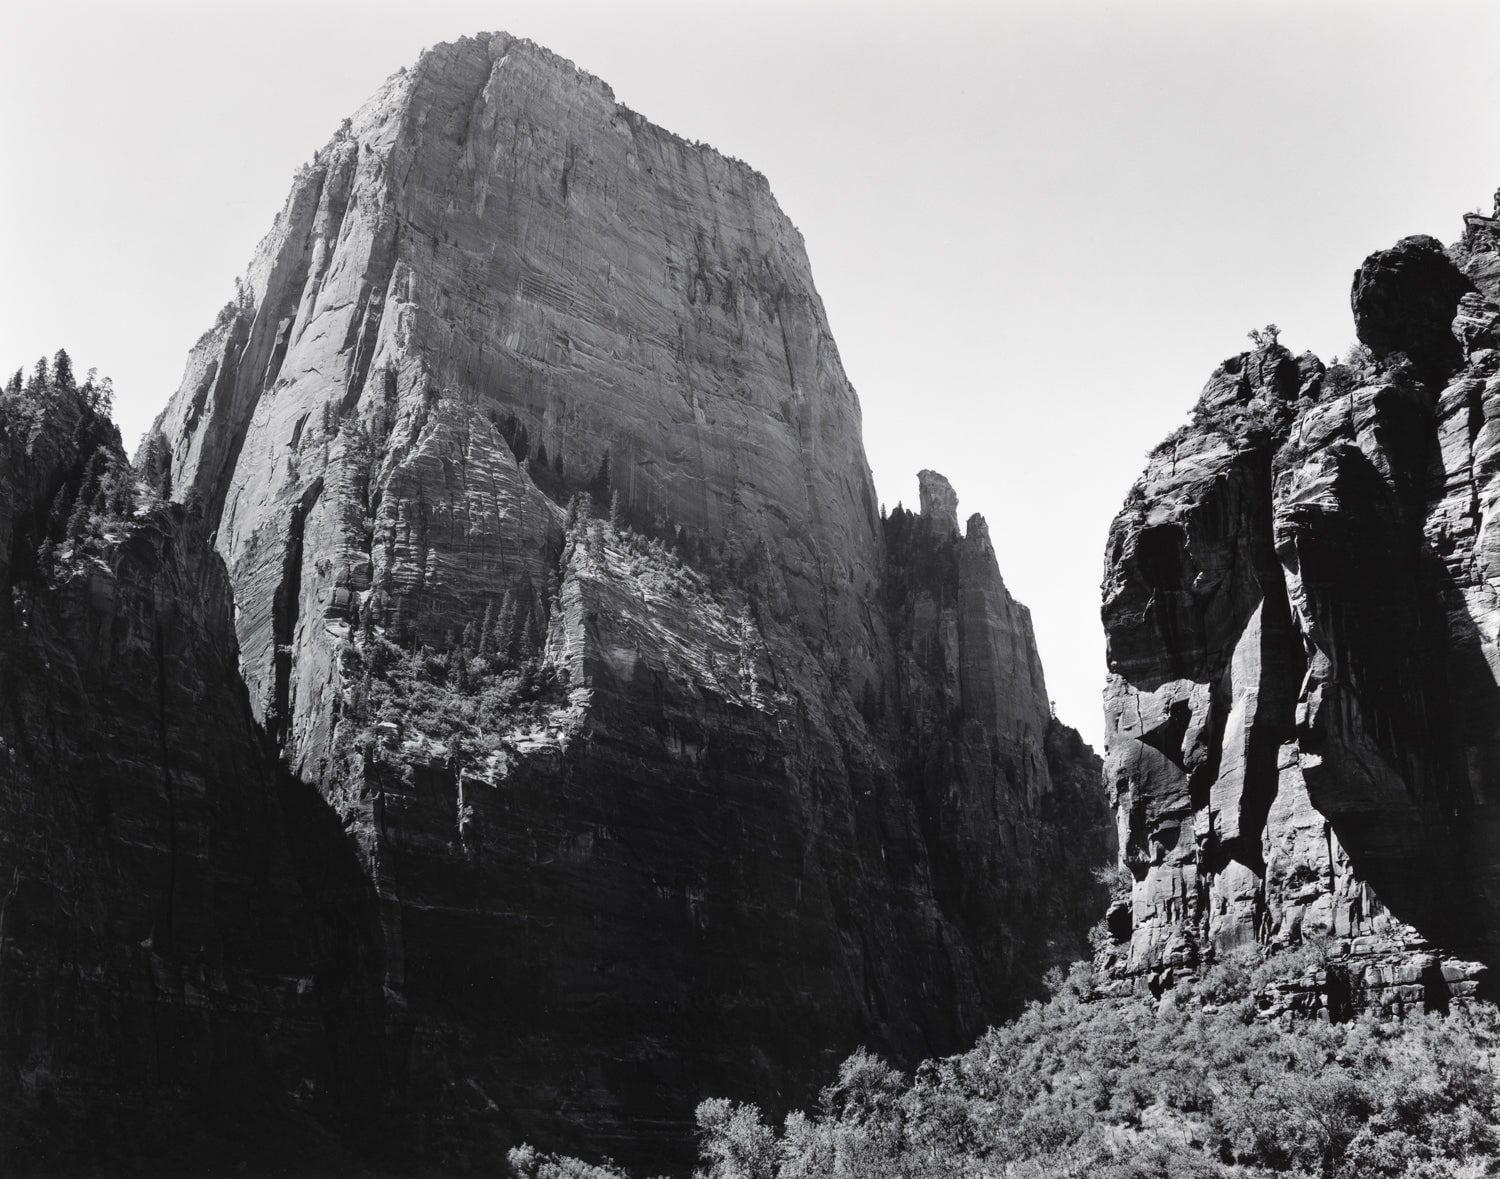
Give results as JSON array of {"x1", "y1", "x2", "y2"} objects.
[{"x1": 4, "y1": 0, "x2": 1500, "y2": 744}]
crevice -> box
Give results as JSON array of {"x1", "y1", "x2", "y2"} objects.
[
  {"x1": 560, "y1": 141, "x2": 577, "y2": 202},
  {"x1": 192, "y1": 164, "x2": 333, "y2": 532},
  {"x1": 342, "y1": 216, "x2": 403, "y2": 416},
  {"x1": 271, "y1": 477, "x2": 325, "y2": 752},
  {"x1": 261, "y1": 317, "x2": 294, "y2": 395}
]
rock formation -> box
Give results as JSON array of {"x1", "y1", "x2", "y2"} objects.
[
  {"x1": 0, "y1": 375, "x2": 383, "y2": 1173},
  {"x1": 1101, "y1": 220, "x2": 1500, "y2": 1014},
  {"x1": 0, "y1": 31, "x2": 1119, "y2": 1171}
]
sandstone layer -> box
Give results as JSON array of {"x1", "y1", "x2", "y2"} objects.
[
  {"x1": 1102, "y1": 225, "x2": 1500, "y2": 1012},
  {"x1": 0, "y1": 379, "x2": 384, "y2": 1173},
  {"x1": 130, "y1": 32, "x2": 1112, "y2": 1169}
]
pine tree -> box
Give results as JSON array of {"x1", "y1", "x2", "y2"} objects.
[
  {"x1": 26, "y1": 357, "x2": 48, "y2": 395},
  {"x1": 49, "y1": 486, "x2": 71, "y2": 537},
  {"x1": 84, "y1": 447, "x2": 109, "y2": 495},
  {"x1": 65, "y1": 487, "x2": 92, "y2": 543},
  {"x1": 137, "y1": 432, "x2": 173, "y2": 499},
  {"x1": 51, "y1": 349, "x2": 75, "y2": 392},
  {"x1": 104, "y1": 457, "x2": 136, "y2": 517},
  {"x1": 5, "y1": 369, "x2": 20, "y2": 395},
  {"x1": 496, "y1": 591, "x2": 517, "y2": 662},
  {"x1": 367, "y1": 633, "x2": 390, "y2": 678},
  {"x1": 479, "y1": 601, "x2": 496, "y2": 656},
  {"x1": 609, "y1": 489, "x2": 623, "y2": 529},
  {"x1": 462, "y1": 620, "x2": 479, "y2": 655},
  {"x1": 35, "y1": 539, "x2": 55, "y2": 578},
  {"x1": 89, "y1": 375, "x2": 113, "y2": 418}
]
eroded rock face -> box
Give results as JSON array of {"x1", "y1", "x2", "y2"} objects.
[
  {"x1": 1352, "y1": 234, "x2": 1476, "y2": 382},
  {"x1": 886, "y1": 499, "x2": 1111, "y2": 994},
  {"x1": 0, "y1": 383, "x2": 383, "y2": 1173},
  {"x1": 152, "y1": 33, "x2": 887, "y2": 753},
  {"x1": 138, "y1": 32, "x2": 1111, "y2": 1170},
  {"x1": 1102, "y1": 218, "x2": 1500, "y2": 1011}
]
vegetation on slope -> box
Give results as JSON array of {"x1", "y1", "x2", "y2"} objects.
[
  {"x1": 514, "y1": 948, "x2": 1500, "y2": 1179},
  {"x1": 0, "y1": 350, "x2": 186, "y2": 592}
]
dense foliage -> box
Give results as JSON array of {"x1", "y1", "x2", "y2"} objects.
[
  {"x1": 1, "y1": 350, "x2": 157, "y2": 582},
  {"x1": 514, "y1": 950, "x2": 1500, "y2": 1178}
]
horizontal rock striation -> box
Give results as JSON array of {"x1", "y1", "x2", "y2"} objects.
[
  {"x1": 137, "y1": 32, "x2": 1112, "y2": 1170},
  {"x1": 152, "y1": 33, "x2": 886, "y2": 754},
  {"x1": 1102, "y1": 222, "x2": 1500, "y2": 1011},
  {"x1": 0, "y1": 379, "x2": 384, "y2": 1173},
  {"x1": 886, "y1": 480, "x2": 1110, "y2": 992}
]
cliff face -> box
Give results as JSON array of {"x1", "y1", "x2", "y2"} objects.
[
  {"x1": 154, "y1": 33, "x2": 885, "y2": 767},
  {"x1": 0, "y1": 379, "x2": 384, "y2": 1173},
  {"x1": 1102, "y1": 221, "x2": 1500, "y2": 1013},
  {"x1": 886, "y1": 474, "x2": 1110, "y2": 991},
  {"x1": 127, "y1": 31, "x2": 1111, "y2": 1169}
]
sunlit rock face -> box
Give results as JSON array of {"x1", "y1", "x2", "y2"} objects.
[
  {"x1": 143, "y1": 32, "x2": 1111, "y2": 1169},
  {"x1": 153, "y1": 33, "x2": 886, "y2": 758},
  {"x1": 1101, "y1": 215, "x2": 1500, "y2": 1014}
]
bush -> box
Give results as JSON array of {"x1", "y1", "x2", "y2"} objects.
[{"x1": 677, "y1": 953, "x2": 1500, "y2": 1178}]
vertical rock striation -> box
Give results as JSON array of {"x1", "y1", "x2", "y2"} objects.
[
  {"x1": 0, "y1": 381, "x2": 382, "y2": 1173},
  {"x1": 887, "y1": 478, "x2": 1111, "y2": 993},
  {"x1": 135, "y1": 31, "x2": 1112, "y2": 1170},
  {"x1": 1102, "y1": 217, "x2": 1500, "y2": 1013},
  {"x1": 152, "y1": 33, "x2": 886, "y2": 757}
]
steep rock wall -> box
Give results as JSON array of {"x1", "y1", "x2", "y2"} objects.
[
  {"x1": 145, "y1": 33, "x2": 1111, "y2": 1168},
  {"x1": 886, "y1": 477, "x2": 1109, "y2": 990},
  {"x1": 153, "y1": 33, "x2": 886, "y2": 752},
  {"x1": 1102, "y1": 225, "x2": 1500, "y2": 1012},
  {"x1": 0, "y1": 382, "x2": 384, "y2": 1173}
]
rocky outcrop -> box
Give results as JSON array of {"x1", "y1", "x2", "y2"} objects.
[
  {"x1": 1351, "y1": 234, "x2": 1475, "y2": 382},
  {"x1": 1102, "y1": 215, "x2": 1500, "y2": 1011},
  {"x1": 129, "y1": 32, "x2": 1110, "y2": 1171},
  {"x1": 151, "y1": 33, "x2": 887, "y2": 757},
  {"x1": 0, "y1": 379, "x2": 383, "y2": 1173},
  {"x1": 886, "y1": 482, "x2": 1110, "y2": 990}
]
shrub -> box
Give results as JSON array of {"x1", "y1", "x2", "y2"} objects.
[{"x1": 674, "y1": 952, "x2": 1500, "y2": 1178}]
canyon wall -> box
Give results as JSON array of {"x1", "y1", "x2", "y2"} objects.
[
  {"x1": 0, "y1": 379, "x2": 384, "y2": 1173},
  {"x1": 1102, "y1": 222, "x2": 1500, "y2": 1014},
  {"x1": 109, "y1": 32, "x2": 1115, "y2": 1169}
]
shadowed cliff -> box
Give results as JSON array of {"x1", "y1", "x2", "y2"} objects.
[
  {"x1": 1101, "y1": 219, "x2": 1500, "y2": 1014},
  {"x1": 0, "y1": 32, "x2": 1111, "y2": 1175}
]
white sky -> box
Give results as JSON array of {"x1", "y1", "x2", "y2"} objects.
[{"x1": 4, "y1": 0, "x2": 1499, "y2": 745}]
